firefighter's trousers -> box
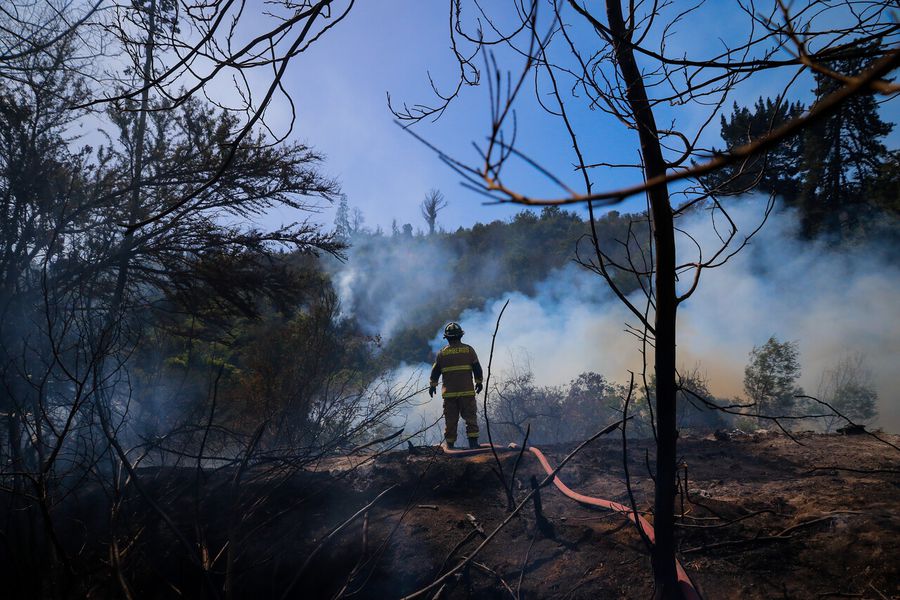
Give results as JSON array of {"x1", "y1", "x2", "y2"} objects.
[{"x1": 443, "y1": 396, "x2": 479, "y2": 443}]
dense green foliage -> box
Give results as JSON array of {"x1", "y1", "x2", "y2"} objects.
[{"x1": 0, "y1": 43, "x2": 382, "y2": 463}]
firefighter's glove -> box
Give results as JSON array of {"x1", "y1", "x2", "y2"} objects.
[
  {"x1": 428, "y1": 386, "x2": 436, "y2": 398},
  {"x1": 475, "y1": 382, "x2": 483, "y2": 394}
]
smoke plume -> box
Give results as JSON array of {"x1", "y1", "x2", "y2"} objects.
[{"x1": 336, "y1": 199, "x2": 900, "y2": 432}]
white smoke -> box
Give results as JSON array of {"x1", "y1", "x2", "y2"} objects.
[
  {"x1": 331, "y1": 234, "x2": 503, "y2": 339},
  {"x1": 339, "y1": 198, "x2": 900, "y2": 432},
  {"x1": 428, "y1": 277, "x2": 632, "y2": 386},
  {"x1": 675, "y1": 199, "x2": 900, "y2": 428}
]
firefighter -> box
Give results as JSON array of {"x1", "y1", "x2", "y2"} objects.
[{"x1": 429, "y1": 322, "x2": 484, "y2": 449}]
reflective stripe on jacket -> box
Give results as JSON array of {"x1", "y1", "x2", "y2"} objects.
[{"x1": 429, "y1": 341, "x2": 483, "y2": 397}]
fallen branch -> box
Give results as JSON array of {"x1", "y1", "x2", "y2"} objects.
[
  {"x1": 435, "y1": 515, "x2": 486, "y2": 577},
  {"x1": 435, "y1": 529, "x2": 481, "y2": 578},
  {"x1": 472, "y1": 561, "x2": 517, "y2": 599},
  {"x1": 868, "y1": 582, "x2": 890, "y2": 600},
  {"x1": 681, "y1": 533, "x2": 790, "y2": 554},
  {"x1": 776, "y1": 512, "x2": 861, "y2": 538},
  {"x1": 348, "y1": 428, "x2": 405, "y2": 455},
  {"x1": 681, "y1": 511, "x2": 861, "y2": 554},
  {"x1": 804, "y1": 466, "x2": 900, "y2": 475},
  {"x1": 675, "y1": 509, "x2": 778, "y2": 529}
]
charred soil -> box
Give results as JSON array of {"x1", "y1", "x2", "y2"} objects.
[{"x1": 7, "y1": 433, "x2": 899, "y2": 599}]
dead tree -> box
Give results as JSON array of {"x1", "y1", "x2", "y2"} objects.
[
  {"x1": 421, "y1": 189, "x2": 448, "y2": 234},
  {"x1": 398, "y1": 1, "x2": 899, "y2": 596}
]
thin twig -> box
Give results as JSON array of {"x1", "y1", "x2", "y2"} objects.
[
  {"x1": 483, "y1": 299, "x2": 512, "y2": 509},
  {"x1": 515, "y1": 533, "x2": 536, "y2": 600},
  {"x1": 508, "y1": 424, "x2": 531, "y2": 497},
  {"x1": 280, "y1": 485, "x2": 397, "y2": 600},
  {"x1": 472, "y1": 561, "x2": 517, "y2": 599}
]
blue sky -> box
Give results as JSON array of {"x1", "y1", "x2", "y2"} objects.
[{"x1": 260, "y1": 1, "x2": 899, "y2": 233}]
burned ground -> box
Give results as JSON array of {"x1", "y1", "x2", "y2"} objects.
[{"x1": 6, "y1": 433, "x2": 898, "y2": 599}]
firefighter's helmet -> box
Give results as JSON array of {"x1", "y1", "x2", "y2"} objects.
[{"x1": 444, "y1": 322, "x2": 464, "y2": 339}]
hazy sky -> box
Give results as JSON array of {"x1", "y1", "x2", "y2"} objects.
[{"x1": 253, "y1": 1, "x2": 899, "y2": 233}]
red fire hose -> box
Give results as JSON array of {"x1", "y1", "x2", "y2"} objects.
[{"x1": 441, "y1": 442, "x2": 701, "y2": 600}]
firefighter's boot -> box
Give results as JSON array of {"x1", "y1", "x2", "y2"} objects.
[
  {"x1": 446, "y1": 441, "x2": 455, "y2": 450},
  {"x1": 468, "y1": 438, "x2": 480, "y2": 449}
]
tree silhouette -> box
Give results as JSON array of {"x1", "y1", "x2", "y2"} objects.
[
  {"x1": 817, "y1": 353, "x2": 878, "y2": 432},
  {"x1": 420, "y1": 189, "x2": 448, "y2": 234},
  {"x1": 706, "y1": 98, "x2": 806, "y2": 201},
  {"x1": 744, "y1": 337, "x2": 802, "y2": 424},
  {"x1": 798, "y1": 49, "x2": 895, "y2": 239}
]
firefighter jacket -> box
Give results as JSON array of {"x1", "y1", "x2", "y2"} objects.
[{"x1": 430, "y1": 341, "x2": 484, "y2": 398}]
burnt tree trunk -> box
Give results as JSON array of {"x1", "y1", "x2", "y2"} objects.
[{"x1": 604, "y1": 1, "x2": 681, "y2": 597}]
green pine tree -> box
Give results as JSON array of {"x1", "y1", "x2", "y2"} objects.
[
  {"x1": 706, "y1": 97, "x2": 806, "y2": 201},
  {"x1": 798, "y1": 49, "x2": 894, "y2": 240}
]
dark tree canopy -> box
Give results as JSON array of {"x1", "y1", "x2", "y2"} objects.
[
  {"x1": 708, "y1": 52, "x2": 897, "y2": 242},
  {"x1": 706, "y1": 98, "x2": 807, "y2": 201},
  {"x1": 798, "y1": 52, "x2": 895, "y2": 240}
]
